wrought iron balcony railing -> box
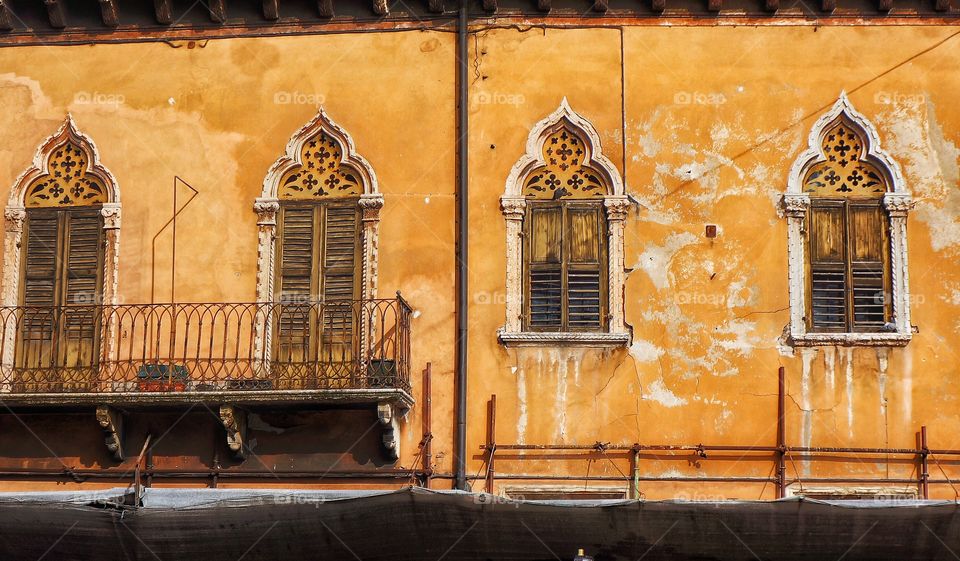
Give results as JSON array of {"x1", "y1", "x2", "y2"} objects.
[{"x1": 0, "y1": 297, "x2": 411, "y2": 397}]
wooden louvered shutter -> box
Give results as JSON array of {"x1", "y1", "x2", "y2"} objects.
[
  {"x1": 566, "y1": 205, "x2": 605, "y2": 330},
  {"x1": 61, "y1": 210, "x2": 103, "y2": 368},
  {"x1": 848, "y1": 202, "x2": 888, "y2": 329},
  {"x1": 276, "y1": 206, "x2": 317, "y2": 363},
  {"x1": 20, "y1": 212, "x2": 59, "y2": 368},
  {"x1": 526, "y1": 205, "x2": 563, "y2": 330},
  {"x1": 808, "y1": 202, "x2": 847, "y2": 331},
  {"x1": 320, "y1": 205, "x2": 358, "y2": 362}
]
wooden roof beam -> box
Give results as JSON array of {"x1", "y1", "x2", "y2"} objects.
[
  {"x1": 153, "y1": 0, "x2": 172, "y2": 24},
  {"x1": 209, "y1": 0, "x2": 226, "y2": 22},
  {"x1": 0, "y1": 0, "x2": 14, "y2": 30},
  {"x1": 317, "y1": 0, "x2": 334, "y2": 17},
  {"x1": 44, "y1": 0, "x2": 66, "y2": 28},
  {"x1": 99, "y1": 0, "x2": 119, "y2": 26},
  {"x1": 263, "y1": 0, "x2": 279, "y2": 19}
]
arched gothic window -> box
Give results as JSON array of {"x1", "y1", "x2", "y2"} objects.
[
  {"x1": 255, "y1": 108, "x2": 383, "y2": 375},
  {"x1": 2, "y1": 116, "x2": 121, "y2": 379},
  {"x1": 784, "y1": 93, "x2": 913, "y2": 347},
  {"x1": 499, "y1": 99, "x2": 630, "y2": 347}
]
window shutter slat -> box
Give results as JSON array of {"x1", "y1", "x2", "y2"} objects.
[
  {"x1": 64, "y1": 210, "x2": 102, "y2": 306},
  {"x1": 566, "y1": 208, "x2": 603, "y2": 329},
  {"x1": 809, "y1": 205, "x2": 847, "y2": 330},
  {"x1": 23, "y1": 213, "x2": 59, "y2": 308},
  {"x1": 849, "y1": 204, "x2": 887, "y2": 328},
  {"x1": 321, "y1": 206, "x2": 358, "y2": 352},
  {"x1": 528, "y1": 206, "x2": 563, "y2": 329},
  {"x1": 278, "y1": 207, "x2": 315, "y2": 299},
  {"x1": 62, "y1": 210, "x2": 102, "y2": 367}
]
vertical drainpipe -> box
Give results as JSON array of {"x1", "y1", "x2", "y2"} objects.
[{"x1": 454, "y1": 0, "x2": 469, "y2": 491}]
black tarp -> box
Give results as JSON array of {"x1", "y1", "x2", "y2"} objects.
[{"x1": 0, "y1": 487, "x2": 958, "y2": 560}]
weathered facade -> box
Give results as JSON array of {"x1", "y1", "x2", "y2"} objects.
[{"x1": 0, "y1": 1, "x2": 959, "y2": 556}]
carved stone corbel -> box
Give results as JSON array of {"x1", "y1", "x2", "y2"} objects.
[
  {"x1": 377, "y1": 402, "x2": 401, "y2": 461},
  {"x1": 101, "y1": 203, "x2": 122, "y2": 230},
  {"x1": 782, "y1": 194, "x2": 810, "y2": 218},
  {"x1": 96, "y1": 405, "x2": 124, "y2": 461},
  {"x1": 219, "y1": 405, "x2": 247, "y2": 460},
  {"x1": 883, "y1": 193, "x2": 914, "y2": 218}
]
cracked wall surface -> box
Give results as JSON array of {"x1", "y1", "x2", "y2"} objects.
[{"x1": 0, "y1": 25, "x2": 958, "y2": 498}]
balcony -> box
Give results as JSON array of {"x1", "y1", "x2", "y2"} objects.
[{"x1": 0, "y1": 296, "x2": 412, "y2": 409}]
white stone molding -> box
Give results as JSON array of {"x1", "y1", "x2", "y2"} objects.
[
  {"x1": 784, "y1": 93, "x2": 912, "y2": 347},
  {"x1": 499, "y1": 98, "x2": 630, "y2": 348}
]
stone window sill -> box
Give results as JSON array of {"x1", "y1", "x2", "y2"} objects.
[
  {"x1": 498, "y1": 330, "x2": 631, "y2": 348},
  {"x1": 791, "y1": 332, "x2": 912, "y2": 348}
]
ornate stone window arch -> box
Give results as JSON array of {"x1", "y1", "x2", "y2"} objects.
[
  {"x1": 254, "y1": 107, "x2": 383, "y2": 305},
  {"x1": 783, "y1": 93, "x2": 913, "y2": 347},
  {"x1": 499, "y1": 98, "x2": 630, "y2": 347},
  {"x1": 3, "y1": 115, "x2": 122, "y2": 309}
]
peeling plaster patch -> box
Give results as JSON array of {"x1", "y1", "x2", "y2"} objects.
[
  {"x1": 0, "y1": 73, "x2": 57, "y2": 121},
  {"x1": 843, "y1": 347, "x2": 854, "y2": 439},
  {"x1": 880, "y1": 102, "x2": 960, "y2": 254},
  {"x1": 877, "y1": 348, "x2": 890, "y2": 422},
  {"x1": 635, "y1": 232, "x2": 698, "y2": 290},
  {"x1": 715, "y1": 409, "x2": 733, "y2": 433},
  {"x1": 554, "y1": 350, "x2": 569, "y2": 443},
  {"x1": 633, "y1": 113, "x2": 663, "y2": 159},
  {"x1": 645, "y1": 378, "x2": 687, "y2": 408},
  {"x1": 629, "y1": 339, "x2": 664, "y2": 363},
  {"x1": 824, "y1": 346, "x2": 836, "y2": 396},
  {"x1": 713, "y1": 318, "x2": 760, "y2": 358},
  {"x1": 903, "y1": 350, "x2": 913, "y2": 421},
  {"x1": 516, "y1": 366, "x2": 527, "y2": 445},
  {"x1": 800, "y1": 348, "x2": 816, "y2": 477}
]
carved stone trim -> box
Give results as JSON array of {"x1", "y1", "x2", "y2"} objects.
[
  {"x1": 781, "y1": 194, "x2": 810, "y2": 218},
  {"x1": 784, "y1": 94, "x2": 912, "y2": 346},
  {"x1": 96, "y1": 404, "x2": 124, "y2": 461},
  {"x1": 498, "y1": 330, "x2": 631, "y2": 348},
  {"x1": 377, "y1": 401, "x2": 401, "y2": 461},
  {"x1": 791, "y1": 333, "x2": 912, "y2": 348},
  {"x1": 500, "y1": 100, "x2": 630, "y2": 345},
  {"x1": 219, "y1": 405, "x2": 247, "y2": 460}
]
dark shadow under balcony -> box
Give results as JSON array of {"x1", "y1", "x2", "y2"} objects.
[{"x1": 0, "y1": 296, "x2": 413, "y2": 409}]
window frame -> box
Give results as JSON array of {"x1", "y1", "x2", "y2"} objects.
[
  {"x1": 499, "y1": 99, "x2": 631, "y2": 348},
  {"x1": 784, "y1": 93, "x2": 913, "y2": 348},
  {"x1": 522, "y1": 199, "x2": 608, "y2": 333},
  {"x1": 805, "y1": 198, "x2": 891, "y2": 334}
]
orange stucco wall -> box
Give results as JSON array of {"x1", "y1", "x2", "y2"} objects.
[{"x1": 0, "y1": 24, "x2": 958, "y2": 498}]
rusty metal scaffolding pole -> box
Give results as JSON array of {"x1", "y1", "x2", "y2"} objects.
[
  {"x1": 777, "y1": 365, "x2": 787, "y2": 499},
  {"x1": 485, "y1": 394, "x2": 497, "y2": 494},
  {"x1": 422, "y1": 363, "x2": 434, "y2": 488},
  {"x1": 920, "y1": 425, "x2": 930, "y2": 499}
]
